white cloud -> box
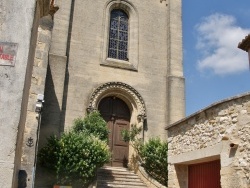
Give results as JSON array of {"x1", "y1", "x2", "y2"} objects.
[{"x1": 195, "y1": 13, "x2": 250, "y2": 75}]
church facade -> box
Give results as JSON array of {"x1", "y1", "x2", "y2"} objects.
[
  {"x1": 1, "y1": 0, "x2": 185, "y2": 187},
  {"x1": 41, "y1": 0, "x2": 184, "y2": 141},
  {"x1": 36, "y1": 0, "x2": 184, "y2": 186}
]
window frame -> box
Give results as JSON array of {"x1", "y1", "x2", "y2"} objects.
[{"x1": 101, "y1": 1, "x2": 139, "y2": 71}]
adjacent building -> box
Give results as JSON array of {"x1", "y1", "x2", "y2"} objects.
[{"x1": 166, "y1": 36, "x2": 250, "y2": 188}]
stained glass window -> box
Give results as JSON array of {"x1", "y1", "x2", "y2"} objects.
[{"x1": 108, "y1": 9, "x2": 128, "y2": 61}]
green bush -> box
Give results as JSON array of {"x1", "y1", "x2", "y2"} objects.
[
  {"x1": 73, "y1": 111, "x2": 109, "y2": 142},
  {"x1": 57, "y1": 132, "x2": 110, "y2": 185},
  {"x1": 140, "y1": 138, "x2": 168, "y2": 186},
  {"x1": 38, "y1": 135, "x2": 60, "y2": 171},
  {"x1": 38, "y1": 112, "x2": 111, "y2": 186},
  {"x1": 121, "y1": 126, "x2": 168, "y2": 186}
]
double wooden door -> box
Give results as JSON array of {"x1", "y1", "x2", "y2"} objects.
[{"x1": 98, "y1": 97, "x2": 130, "y2": 167}]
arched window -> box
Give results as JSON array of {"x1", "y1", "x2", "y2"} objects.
[
  {"x1": 108, "y1": 9, "x2": 128, "y2": 61},
  {"x1": 102, "y1": 2, "x2": 138, "y2": 70}
]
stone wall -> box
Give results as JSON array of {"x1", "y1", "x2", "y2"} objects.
[
  {"x1": 20, "y1": 15, "x2": 54, "y2": 188},
  {"x1": 167, "y1": 93, "x2": 250, "y2": 188},
  {"x1": 0, "y1": 0, "x2": 42, "y2": 187}
]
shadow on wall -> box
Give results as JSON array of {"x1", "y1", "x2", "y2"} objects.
[
  {"x1": 39, "y1": 63, "x2": 61, "y2": 146},
  {"x1": 175, "y1": 164, "x2": 188, "y2": 188},
  {"x1": 34, "y1": 63, "x2": 61, "y2": 187},
  {"x1": 229, "y1": 147, "x2": 237, "y2": 158}
]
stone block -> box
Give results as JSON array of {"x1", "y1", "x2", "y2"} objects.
[
  {"x1": 0, "y1": 166, "x2": 15, "y2": 188},
  {"x1": 38, "y1": 30, "x2": 52, "y2": 44}
]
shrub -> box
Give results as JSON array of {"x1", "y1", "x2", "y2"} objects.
[
  {"x1": 140, "y1": 138, "x2": 168, "y2": 186},
  {"x1": 73, "y1": 111, "x2": 109, "y2": 142},
  {"x1": 121, "y1": 126, "x2": 168, "y2": 186},
  {"x1": 38, "y1": 112, "x2": 111, "y2": 186},
  {"x1": 38, "y1": 135, "x2": 60, "y2": 171},
  {"x1": 56, "y1": 132, "x2": 110, "y2": 185},
  {"x1": 121, "y1": 125, "x2": 143, "y2": 154}
]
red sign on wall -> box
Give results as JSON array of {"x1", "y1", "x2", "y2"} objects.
[{"x1": 0, "y1": 42, "x2": 18, "y2": 66}]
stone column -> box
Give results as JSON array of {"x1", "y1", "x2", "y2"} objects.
[
  {"x1": 166, "y1": 0, "x2": 185, "y2": 125},
  {"x1": 20, "y1": 14, "x2": 54, "y2": 188}
]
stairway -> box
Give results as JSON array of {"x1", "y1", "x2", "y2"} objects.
[{"x1": 96, "y1": 166, "x2": 148, "y2": 188}]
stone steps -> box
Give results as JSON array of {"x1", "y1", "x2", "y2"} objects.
[{"x1": 96, "y1": 166, "x2": 148, "y2": 188}]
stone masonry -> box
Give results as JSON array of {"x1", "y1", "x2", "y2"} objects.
[
  {"x1": 0, "y1": 0, "x2": 55, "y2": 186},
  {"x1": 0, "y1": 0, "x2": 50, "y2": 187},
  {"x1": 20, "y1": 15, "x2": 54, "y2": 188},
  {"x1": 167, "y1": 93, "x2": 250, "y2": 188}
]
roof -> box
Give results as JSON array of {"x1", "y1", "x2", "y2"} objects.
[{"x1": 238, "y1": 34, "x2": 250, "y2": 52}]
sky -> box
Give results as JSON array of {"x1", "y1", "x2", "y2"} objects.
[{"x1": 182, "y1": 0, "x2": 250, "y2": 116}]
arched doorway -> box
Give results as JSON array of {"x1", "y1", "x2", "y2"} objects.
[{"x1": 98, "y1": 96, "x2": 130, "y2": 167}]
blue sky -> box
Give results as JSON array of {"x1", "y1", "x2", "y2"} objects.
[{"x1": 182, "y1": 0, "x2": 250, "y2": 115}]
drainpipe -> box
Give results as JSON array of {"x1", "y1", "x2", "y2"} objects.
[{"x1": 31, "y1": 94, "x2": 44, "y2": 188}]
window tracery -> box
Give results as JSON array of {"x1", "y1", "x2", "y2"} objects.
[{"x1": 108, "y1": 9, "x2": 129, "y2": 61}]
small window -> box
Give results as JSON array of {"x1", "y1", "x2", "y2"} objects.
[{"x1": 108, "y1": 9, "x2": 128, "y2": 61}]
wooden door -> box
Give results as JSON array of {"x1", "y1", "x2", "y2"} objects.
[
  {"x1": 98, "y1": 97, "x2": 130, "y2": 167},
  {"x1": 188, "y1": 160, "x2": 221, "y2": 188}
]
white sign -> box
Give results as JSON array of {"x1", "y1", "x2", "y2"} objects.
[{"x1": 0, "y1": 42, "x2": 18, "y2": 66}]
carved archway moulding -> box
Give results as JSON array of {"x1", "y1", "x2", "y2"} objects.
[{"x1": 87, "y1": 82, "x2": 147, "y2": 121}]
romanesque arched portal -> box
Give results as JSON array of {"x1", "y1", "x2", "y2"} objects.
[{"x1": 87, "y1": 82, "x2": 146, "y2": 122}]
